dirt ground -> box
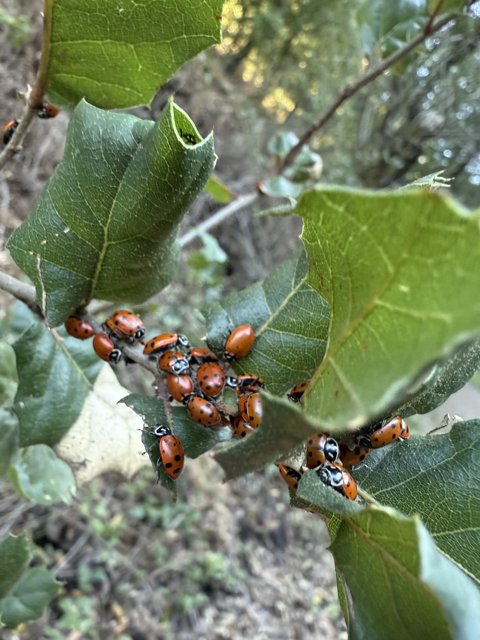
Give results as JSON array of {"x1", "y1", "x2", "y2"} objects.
[
  {"x1": 0, "y1": 457, "x2": 346, "y2": 640},
  {"x1": 0, "y1": 4, "x2": 345, "y2": 639}
]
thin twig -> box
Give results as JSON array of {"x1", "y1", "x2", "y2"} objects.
[
  {"x1": 0, "y1": 271, "x2": 40, "y2": 314},
  {"x1": 279, "y1": 12, "x2": 457, "y2": 173},
  {"x1": 179, "y1": 192, "x2": 259, "y2": 247},
  {"x1": 0, "y1": 1, "x2": 52, "y2": 170}
]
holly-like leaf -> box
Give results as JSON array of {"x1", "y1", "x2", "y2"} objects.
[
  {"x1": 0, "y1": 409, "x2": 19, "y2": 476},
  {"x1": 296, "y1": 187, "x2": 480, "y2": 431},
  {"x1": 11, "y1": 307, "x2": 101, "y2": 446},
  {"x1": 0, "y1": 342, "x2": 17, "y2": 408},
  {"x1": 204, "y1": 250, "x2": 329, "y2": 395},
  {"x1": 122, "y1": 394, "x2": 231, "y2": 459},
  {"x1": 122, "y1": 393, "x2": 231, "y2": 492},
  {"x1": 0, "y1": 535, "x2": 29, "y2": 598},
  {"x1": 397, "y1": 338, "x2": 480, "y2": 417},
  {"x1": 8, "y1": 100, "x2": 216, "y2": 326},
  {"x1": 44, "y1": 0, "x2": 223, "y2": 109},
  {"x1": 353, "y1": 422, "x2": 480, "y2": 583},
  {"x1": 9, "y1": 445, "x2": 76, "y2": 505},
  {"x1": 0, "y1": 567, "x2": 59, "y2": 629},
  {"x1": 332, "y1": 507, "x2": 480, "y2": 640}
]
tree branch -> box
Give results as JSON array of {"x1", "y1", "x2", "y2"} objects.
[
  {"x1": 179, "y1": 192, "x2": 259, "y2": 247},
  {"x1": 279, "y1": 12, "x2": 458, "y2": 173},
  {"x1": 0, "y1": 1, "x2": 53, "y2": 171},
  {"x1": 0, "y1": 272, "x2": 40, "y2": 314}
]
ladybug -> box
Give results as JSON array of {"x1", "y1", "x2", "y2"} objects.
[
  {"x1": 306, "y1": 433, "x2": 340, "y2": 469},
  {"x1": 179, "y1": 129, "x2": 197, "y2": 145},
  {"x1": 277, "y1": 464, "x2": 302, "y2": 491},
  {"x1": 37, "y1": 102, "x2": 60, "y2": 119},
  {"x1": 196, "y1": 362, "x2": 226, "y2": 398},
  {"x1": 339, "y1": 442, "x2": 370, "y2": 468},
  {"x1": 237, "y1": 393, "x2": 249, "y2": 417},
  {"x1": 144, "y1": 333, "x2": 190, "y2": 355},
  {"x1": 227, "y1": 373, "x2": 265, "y2": 394},
  {"x1": 224, "y1": 323, "x2": 255, "y2": 361},
  {"x1": 188, "y1": 346, "x2": 218, "y2": 365},
  {"x1": 105, "y1": 309, "x2": 145, "y2": 342},
  {"x1": 368, "y1": 416, "x2": 410, "y2": 449},
  {"x1": 167, "y1": 374, "x2": 195, "y2": 403},
  {"x1": 316, "y1": 462, "x2": 358, "y2": 501},
  {"x1": 185, "y1": 395, "x2": 223, "y2": 427},
  {"x1": 151, "y1": 425, "x2": 184, "y2": 480},
  {"x1": 287, "y1": 380, "x2": 310, "y2": 403},
  {"x1": 158, "y1": 350, "x2": 190, "y2": 375},
  {"x1": 240, "y1": 392, "x2": 262, "y2": 428},
  {"x1": 3, "y1": 119, "x2": 18, "y2": 145},
  {"x1": 93, "y1": 332, "x2": 122, "y2": 363},
  {"x1": 64, "y1": 315, "x2": 95, "y2": 340},
  {"x1": 230, "y1": 414, "x2": 256, "y2": 438}
]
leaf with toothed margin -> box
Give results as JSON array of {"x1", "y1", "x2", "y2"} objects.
[
  {"x1": 204, "y1": 250, "x2": 330, "y2": 396},
  {"x1": 331, "y1": 506, "x2": 480, "y2": 640},
  {"x1": 213, "y1": 392, "x2": 324, "y2": 480},
  {"x1": 44, "y1": 0, "x2": 223, "y2": 110},
  {"x1": 289, "y1": 187, "x2": 480, "y2": 432},
  {"x1": 352, "y1": 422, "x2": 480, "y2": 584},
  {"x1": 121, "y1": 394, "x2": 231, "y2": 491},
  {"x1": 7, "y1": 100, "x2": 215, "y2": 326}
]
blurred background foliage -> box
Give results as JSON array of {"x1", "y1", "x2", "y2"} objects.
[{"x1": 215, "y1": 0, "x2": 479, "y2": 205}]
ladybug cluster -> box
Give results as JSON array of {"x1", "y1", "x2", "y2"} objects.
[
  {"x1": 65, "y1": 309, "x2": 410, "y2": 498},
  {"x1": 278, "y1": 378, "x2": 410, "y2": 502},
  {"x1": 65, "y1": 310, "x2": 262, "y2": 480},
  {"x1": 2, "y1": 102, "x2": 60, "y2": 145}
]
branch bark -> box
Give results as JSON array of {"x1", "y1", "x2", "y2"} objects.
[{"x1": 0, "y1": 1, "x2": 53, "y2": 170}]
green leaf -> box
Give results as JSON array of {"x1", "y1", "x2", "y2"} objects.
[
  {"x1": 354, "y1": 422, "x2": 480, "y2": 583},
  {"x1": 9, "y1": 445, "x2": 76, "y2": 505},
  {"x1": 12, "y1": 308, "x2": 101, "y2": 446},
  {"x1": 0, "y1": 567, "x2": 60, "y2": 629},
  {"x1": 296, "y1": 187, "x2": 480, "y2": 431},
  {"x1": 260, "y1": 176, "x2": 302, "y2": 199},
  {"x1": 0, "y1": 535, "x2": 30, "y2": 597},
  {"x1": 121, "y1": 394, "x2": 231, "y2": 490},
  {"x1": 204, "y1": 250, "x2": 329, "y2": 395},
  {"x1": 8, "y1": 100, "x2": 216, "y2": 326},
  {"x1": 0, "y1": 342, "x2": 17, "y2": 407},
  {"x1": 332, "y1": 507, "x2": 480, "y2": 640},
  {"x1": 45, "y1": 0, "x2": 223, "y2": 109},
  {"x1": 204, "y1": 175, "x2": 234, "y2": 204},
  {"x1": 397, "y1": 338, "x2": 480, "y2": 416},
  {"x1": 0, "y1": 409, "x2": 19, "y2": 476},
  {"x1": 213, "y1": 393, "x2": 321, "y2": 480}
]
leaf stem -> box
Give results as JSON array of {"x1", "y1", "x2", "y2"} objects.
[
  {"x1": 0, "y1": 0, "x2": 53, "y2": 170},
  {"x1": 279, "y1": 12, "x2": 458, "y2": 173}
]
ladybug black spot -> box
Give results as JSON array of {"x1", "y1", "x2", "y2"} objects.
[
  {"x1": 165, "y1": 462, "x2": 173, "y2": 468},
  {"x1": 174, "y1": 454, "x2": 182, "y2": 461}
]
